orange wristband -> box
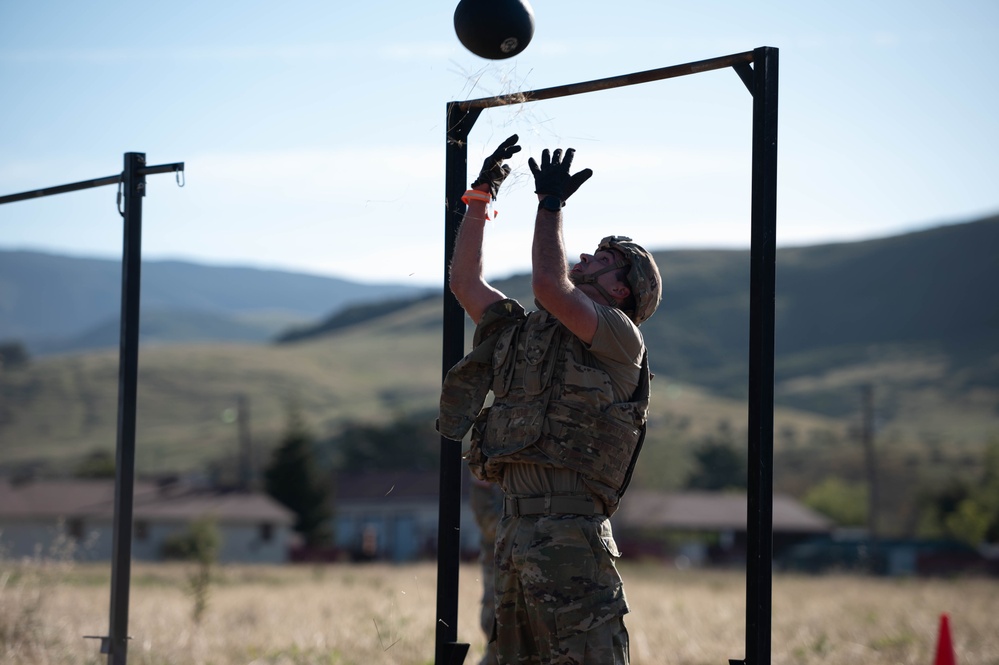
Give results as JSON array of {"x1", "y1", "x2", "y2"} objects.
[
  {"x1": 461, "y1": 189, "x2": 492, "y2": 205},
  {"x1": 462, "y1": 189, "x2": 496, "y2": 220}
]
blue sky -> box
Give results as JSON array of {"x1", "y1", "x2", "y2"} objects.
[{"x1": 1, "y1": 1, "x2": 996, "y2": 286}]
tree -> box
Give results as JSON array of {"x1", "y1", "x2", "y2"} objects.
[
  {"x1": 329, "y1": 413, "x2": 439, "y2": 472},
  {"x1": 160, "y1": 516, "x2": 220, "y2": 624},
  {"x1": 916, "y1": 476, "x2": 971, "y2": 539},
  {"x1": 684, "y1": 421, "x2": 747, "y2": 491},
  {"x1": 0, "y1": 340, "x2": 29, "y2": 370},
  {"x1": 264, "y1": 405, "x2": 333, "y2": 547},
  {"x1": 917, "y1": 439, "x2": 999, "y2": 545},
  {"x1": 74, "y1": 449, "x2": 116, "y2": 479},
  {"x1": 945, "y1": 499, "x2": 991, "y2": 547},
  {"x1": 978, "y1": 439, "x2": 999, "y2": 543},
  {"x1": 803, "y1": 477, "x2": 867, "y2": 527}
]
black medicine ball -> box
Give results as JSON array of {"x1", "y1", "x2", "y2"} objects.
[{"x1": 454, "y1": 0, "x2": 535, "y2": 60}]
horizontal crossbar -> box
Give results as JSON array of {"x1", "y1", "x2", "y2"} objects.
[
  {"x1": 455, "y1": 50, "x2": 755, "y2": 110},
  {"x1": 0, "y1": 162, "x2": 184, "y2": 206}
]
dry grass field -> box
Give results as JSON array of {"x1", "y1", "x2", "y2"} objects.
[{"x1": 2, "y1": 559, "x2": 997, "y2": 665}]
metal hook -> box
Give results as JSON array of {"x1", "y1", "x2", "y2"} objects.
[
  {"x1": 116, "y1": 172, "x2": 125, "y2": 218},
  {"x1": 175, "y1": 167, "x2": 185, "y2": 188}
]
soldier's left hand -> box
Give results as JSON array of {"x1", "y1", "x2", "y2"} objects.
[{"x1": 529, "y1": 147, "x2": 593, "y2": 205}]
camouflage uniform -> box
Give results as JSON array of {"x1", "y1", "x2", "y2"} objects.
[
  {"x1": 441, "y1": 297, "x2": 649, "y2": 665},
  {"x1": 493, "y1": 511, "x2": 630, "y2": 665},
  {"x1": 470, "y1": 478, "x2": 504, "y2": 665}
]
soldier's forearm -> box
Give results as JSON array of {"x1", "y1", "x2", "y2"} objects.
[
  {"x1": 532, "y1": 208, "x2": 570, "y2": 291},
  {"x1": 450, "y1": 198, "x2": 506, "y2": 323},
  {"x1": 450, "y1": 202, "x2": 489, "y2": 291}
]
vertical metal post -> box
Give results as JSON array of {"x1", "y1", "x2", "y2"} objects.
[
  {"x1": 107, "y1": 152, "x2": 146, "y2": 665},
  {"x1": 435, "y1": 103, "x2": 481, "y2": 665},
  {"x1": 237, "y1": 393, "x2": 254, "y2": 491},
  {"x1": 860, "y1": 384, "x2": 879, "y2": 541},
  {"x1": 1, "y1": 154, "x2": 181, "y2": 664},
  {"x1": 743, "y1": 47, "x2": 778, "y2": 665}
]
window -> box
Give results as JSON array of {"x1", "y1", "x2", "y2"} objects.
[
  {"x1": 66, "y1": 518, "x2": 84, "y2": 541},
  {"x1": 259, "y1": 523, "x2": 273, "y2": 542}
]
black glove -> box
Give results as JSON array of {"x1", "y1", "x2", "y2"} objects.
[
  {"x1": 528, "y1": 147, "x2": 593, "y2": 204},
  {"x1": 471, "y1": 134, "x2": 522, "y2": 198}
]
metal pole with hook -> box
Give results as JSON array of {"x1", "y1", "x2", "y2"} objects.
[{"x1": 0, "y1": 154, "x2": 185, "y2": 665}]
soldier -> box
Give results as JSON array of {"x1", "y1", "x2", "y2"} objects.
[{"x1": 440, "y1": 135, "x2": 661, "y2": 665}]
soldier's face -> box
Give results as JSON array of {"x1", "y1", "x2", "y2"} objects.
[
  {"x1": 569, "y1": 249, "x2": 632, "y2": 301},
  {"x1": 570, "y1": 249, "x2": 619, "y2": 280}
]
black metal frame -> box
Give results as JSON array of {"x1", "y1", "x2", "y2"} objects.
[
  {"x1": 437, "y1": 47, "x2": 778, "y2": 665},
  {"x1": 0, "y1": 153, "x2": 185, "y2": 665}
]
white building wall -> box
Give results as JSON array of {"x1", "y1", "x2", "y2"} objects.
[
  {"x1": 332, "y1": 500, "x2": 482, "y2": 561},
  {"x1": 1, "y1": 521, "x2": 69, "y2": 560},
  {"x1": 0, "y1": 517, "x2": 290, "y2": 564},
  {"x1": 0, "y1": 519, "x2": 106, "y2": 561},
  {"x1": 215, "y1": 522, "x2": 290, "y2": 564}
]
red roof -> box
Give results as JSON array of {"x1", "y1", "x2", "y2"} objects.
[
  {"x1": 614, "y1": 490, "x2": 833, "y2": 533},
  {"x1": 0, "y1": 479, "x2": 293, "y2": 524}
]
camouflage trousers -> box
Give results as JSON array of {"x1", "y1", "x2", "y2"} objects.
[
  {"x1": 471, "y1": 481, "x2": 504, "y2": 665},
  {"x1": 492, "y1": 512, "x2": 630, "y2": 665}
]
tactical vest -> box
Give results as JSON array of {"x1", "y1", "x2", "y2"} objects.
[{"x1": 439, "y1": 299, "x2": 650, "y2": 503}]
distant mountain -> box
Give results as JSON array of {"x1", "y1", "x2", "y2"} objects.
[
  {"x1": 637, "y1": 214, "x2": 999, "y2": 411},
  {"x1": 2, "y1": 215, "x2": 997, "y2": 437},
  {"x1": 275, "y1": 293, "x2": 440, "y2": 342},
  {"x1": 0, "y1": 251, "x2": 430, "y2": 354}
]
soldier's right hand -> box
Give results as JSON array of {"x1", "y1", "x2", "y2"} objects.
[{"x1": 471, "y1": 134, "x2": 522, "y2": 199}]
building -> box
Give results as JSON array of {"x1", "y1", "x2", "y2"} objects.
[
  {"x1": 330, "y1": 473, "x2": 833, "y2": 566},
  {"x1": 331, "y1": 469, "x2": 481, "y2": 562},
  {"x1": 0, "y1": 478, "x2": 294, "y2": 564},
  {"x1": 612, "y1": 490, "x2": 834, "y2": 564}
]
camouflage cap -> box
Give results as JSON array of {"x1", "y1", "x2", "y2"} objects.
[{"x1": 597, "y1": 236, "x2": 662, "y2": 325}]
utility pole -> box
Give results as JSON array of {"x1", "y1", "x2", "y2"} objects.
[
  {"x1": 860, "y1": 383, "x2": 879, "y2": 541},
  {"x1": 237, "y1": 393, "x2": 254, "y2": 492}
]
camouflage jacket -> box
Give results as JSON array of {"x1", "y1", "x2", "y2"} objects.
[{"x1": 439, "y1": 298, "x2": 650, "y2": 507}]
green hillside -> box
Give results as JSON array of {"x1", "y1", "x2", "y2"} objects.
[
  {"x1": 0, "y1": 299, "x2": 843, "y2": 488},
  {"x1": 1, "y1": 329, "x2": 430, "y2": 474}
]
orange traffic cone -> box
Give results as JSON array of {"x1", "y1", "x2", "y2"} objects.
[{"x1": 933, "y1": 613, "x2": 956, "y2": 665}]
